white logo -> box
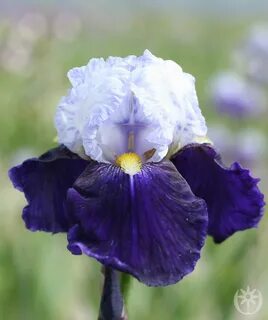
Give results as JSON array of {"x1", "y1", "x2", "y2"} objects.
[{"x1": 234, "y1": 286, "x2": 263, "y2": 315}]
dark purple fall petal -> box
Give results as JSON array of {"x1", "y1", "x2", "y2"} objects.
[
  {"x1": 67, "y1": 160, "x2": 208, "y2": 286},
  {"x1": 9, "y1": 145, "x2": 88, "y2": 233},
  {"x1": 172, "y1": 143, "x2": 265, "y2": 243}
]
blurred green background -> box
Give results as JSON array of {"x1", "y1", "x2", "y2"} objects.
[{"x1": 0, "y1": 1, "x2": 268, "y2": 319}]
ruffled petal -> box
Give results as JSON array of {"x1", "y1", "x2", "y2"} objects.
[
  {"x1": 55, "y1": 50, "x2": 207, "y2": 163},
  {"x1": 9, "y1": 145, "x2": 88, "y2": 233},
  {"x1": 67, "y1": 160, "x2": 208, "y2": 286},
  {"x1": 171, "y1": 143, "x2": 265, "y2": 243}
]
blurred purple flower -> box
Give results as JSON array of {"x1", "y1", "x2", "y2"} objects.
[
  {"x1": 9, "y1": 51, "x2": 265, "y2": 287},
  {"x1": 234, "y1": 129, "x2": 267, "y2": 168},
  {"x1": 209, "y1": 125, "x2": 266, "y2": 168},
  {"x1": 210, "y1": 72, "x2": 265, "y2": 118},
  {"x1": 234, "y1": 25, "x2": 268, "y2": 85}
]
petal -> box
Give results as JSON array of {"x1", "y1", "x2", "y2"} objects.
[
  {"x1": 171, "y1": 144, "x2": 265, "y2": 243},
  {"x1": 9, "y1": 145, "x2": 88, "y2": 233},
  {"x1": 131, "y1": 63, "x2": 207, "y2": 156},
  {"x1": 67, "y1": 160, "x2": 208, "y2": 286},
  {"x1": 55, "y1": 50, "x2": 207, "y2": 163},
  {"x1": 55, "y1": 57, "x2": 131, "y2": 160}
]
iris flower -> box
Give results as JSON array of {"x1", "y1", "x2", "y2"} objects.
[
  {"x1": 9, "y1": 50, "x2": 265, "y2": 287},
  {"x1": 236, "y1": 25, "x2": 268, "y2": 85},
  {"x1": 210, "y1": 72, "x2": 265, "y2": 118}
]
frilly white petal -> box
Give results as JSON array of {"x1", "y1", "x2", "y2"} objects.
[{"x1": 55, "y1": 50, "x2": 207, "y2": 163}]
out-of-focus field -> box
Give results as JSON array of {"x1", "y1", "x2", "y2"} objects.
[{"x1": 0, "y1": 3, "x2": 267, "y2": 320}]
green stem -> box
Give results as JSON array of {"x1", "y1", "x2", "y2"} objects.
[{"x1": 120, "y1": 273, "x2": 132, "y2": 304}]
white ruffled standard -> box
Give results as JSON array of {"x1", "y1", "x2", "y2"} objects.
[{"x1": 55, "y1": 50, "x2": 207, "y2": 163}]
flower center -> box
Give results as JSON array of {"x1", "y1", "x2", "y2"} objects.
[{"x1": 115, "y1": 152, "x2": 142, "y2": 176}]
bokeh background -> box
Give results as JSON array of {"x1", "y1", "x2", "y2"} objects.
[{"x1": 1, "y1": 1, "x2": 268, "y2": 319}]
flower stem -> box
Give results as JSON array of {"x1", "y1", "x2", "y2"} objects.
[
  {"x1": 98, "y1": 267, "x2": 127, "y2": 320},
  {"x1": 120, "y1": 273, "x2": 132, "y2": 304}
]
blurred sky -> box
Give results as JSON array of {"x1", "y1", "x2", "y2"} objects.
[{"x1": 1, "y1": 0, "x2": 268, "y2": 17}]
